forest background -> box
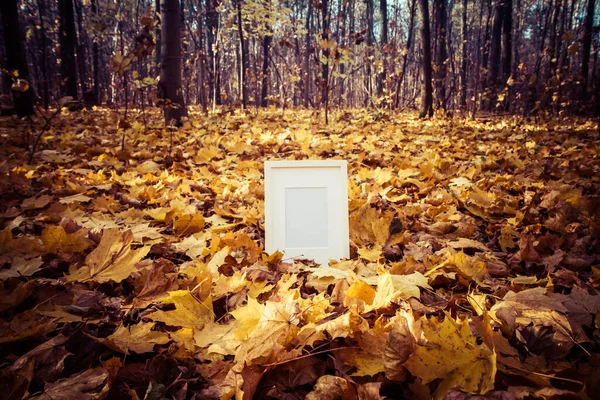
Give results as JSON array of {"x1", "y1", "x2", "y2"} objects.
[{"x1": 0, "y1": 0, "x2": 600, "y2": 399}]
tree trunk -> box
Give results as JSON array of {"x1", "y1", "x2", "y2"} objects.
[
  {"x1": 205, "y1": 0, "x2": 221, "y2": 105},
  {"x1": 58, "y1": 0, "x2": 79, "y2": 99},
  {"x1": 460, "y1": 0, "x2": 468, "y2": 108},
  {"x1": 433, "y1": 0, "x2": 448, "y2": 110},
  {"x1": 365, "y1": 0, "x2": 374, "y2": 105},
  {"x1": 418, "y1": 0, "x2": 433, "y2": 118},
  {"x1": 393, "y1": 0, "x2": 416, "y2": 109},
  {"x1": 0, "y1": 0, "x2": 35, "y2": 116},
  {"x1": 74, "y1": 0, "x2": 88, "y2": 93},
  {"x1": 485, "y1": 0, "x2": 504, "y2": 110},
  {"x1": 236, "y1": 0, "x2": 248, "y2": 108},
  {"x1": 160, "y1": 0, "x2": 187, "y2": 125},
  {"x1": 321, "y1": 0, "x2": 330, "y2": 121},
  {"x1": 377, "y1": 0, "x2": 388, "y2": 100},
  {"x1": 501, "y1": 0, "x2": 512, "y2": 83},
  {"x1": 261, "y1": 32, "x2": 272, "y2": 107},
  {"x1": 35, "y1": 0, "x2": 49, "y2": 109},
  {"x1": 581, "y1": 0, "x2": 596, "y2": 99},
  {"x1": 91, "y1": 0, "x2": 100, "y2": 103},
  {"x1": 303, "y1": 0, "x2": 312, "y2": 108}
]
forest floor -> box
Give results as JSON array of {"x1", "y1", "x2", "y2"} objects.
[{"x1": 0, "y1": 107, "x2": 599, "y2": 400}]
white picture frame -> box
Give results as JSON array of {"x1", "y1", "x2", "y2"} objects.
[{"x1": 264, "y1": 160, "x2": 350, "y2": 265}]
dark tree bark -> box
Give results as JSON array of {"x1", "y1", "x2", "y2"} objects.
[
  {"x1": 418, "y1": 0, "x2": 433, "y2": 118},
  {"x1": 393, "y1": 0, "x2": 416, "y2": 109},
  {"x1": 261, "y1": 31, "x2": 273, "y2": 107},
  {"x1": 321, "y1": 0, "x2": 330, "y2": 122},
  {"x1": 36, "y1": 0, "x2": 49, "y2": 109},
  {"x1": 501, "y1": 0, "x2": 512, "y2": 83},
  {"x1": 365, "y1": 0, "x2": 374, "y2": 104},
  {"x1": 206, "y1": 0, "x2": 221, "y2": 105},
  {"x1": 377, "y1": 0, "x2": 388, "y2": 99},
  {"x1": 433, "y1": 0, "x2": 448, "y2": 110},
  {"x1": 91, "y1": 0, "x2": 100, "y2": 102},
  {"x1": 461, "y1": 0, "x2": 468, "y2": 108},
  {"x1": 74, "y1": 0, "x2": 88, "y2": 93},
  {"x1": 485, "y1": 0, "x2": 504, "y2": 109},
  {"x1": 235, "y1": 0, "x2": 248, "y2": 108},
  {"x1": 581, "y1": 0, "x2": 596, "y2": 99},
  {"x1": 58, "y1": 0, "x2": 79, "y2": 99},
  {"x1": 159, "y1": 0, "x2": 187, "y2": 125},
  {"x1": 0, "y1": 0, "x2": 35, "y2": 116},
  {"x1": 155, "y1": 0, "x2": 161, "y2": 78},
  {"x1": 303, "y1": 0, "x2": 312, "y2": 108}
]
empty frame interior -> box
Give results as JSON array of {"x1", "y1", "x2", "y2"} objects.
[{"x1": 265, "y1": 160, "x2": 349, "y2": 265}]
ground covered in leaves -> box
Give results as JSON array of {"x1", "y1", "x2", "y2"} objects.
[{"x1": 0, "y1": 107, "x2": 599, "y2": 400}]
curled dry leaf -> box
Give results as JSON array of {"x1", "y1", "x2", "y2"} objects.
[{"x1": 66, "y1": 229, "x2": 150, "y2": 283}]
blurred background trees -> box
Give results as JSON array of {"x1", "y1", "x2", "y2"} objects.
[{"x1": 0, "y1": 0, "x2": 597, "y2": 119}]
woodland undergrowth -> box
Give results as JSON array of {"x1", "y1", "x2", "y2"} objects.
[{"x1": 0, "y1": 107, "x2": 599, "y2": 400}]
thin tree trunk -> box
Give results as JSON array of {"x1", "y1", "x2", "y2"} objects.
[
  {"x1": 485, "y1": 0, "x2": 504, "y2": 110},
  {"x1": 418, "y1": 0, "x2": 434, "y2": 118},
  {"x1": 377, "y1": 0, "x2": 388, "y2": 101},
  {"x1": 304, "y1": 0, "x2": 312, "y2": 108},
  {"x1": 365, "y1": 0, "x2": 374, "y2": 106},
  {"x1": 434, "y1": 0, "x2": 448, "y2": 110},
  {"x1": 394, "y1": 0, "x2": 416, "y2": 109},
  {"x1": 236, "y1": 0, "x2": 248, "y2": 108},
  {"x1": 501, "y1": 0, "x2": 512, "y2": 83},
  {"x1": 321, "y1": 0, "x2": 330, "y2": 122},
  {"x1": 0, "y1": 0, "x2": 35, "y2": 116},
  {"x1": 160, "y1": 0, "x2": 188, "y2": 125},
  {"x1": 581, "y1": 0, "x2": 596, "y2": 100},
  {"x1": 58, "y1": 0, "x2": 79, "y2": 99},
  {"x1": 36, "y1": 0, "x2": 49, "y2": 109},
  {"x1": 91, "y1": 0, "x2": 100, "y2": 103},
  {"x1": 261, "y1": 32, "x2": 272, "y2": 106},
  {"x1": 461, "y1": 0, "x2": 468, "y2": 108}
]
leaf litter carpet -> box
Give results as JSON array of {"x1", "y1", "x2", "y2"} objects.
[{"x1": 0, "y1": 108, "x2": 599, "y2": 399}]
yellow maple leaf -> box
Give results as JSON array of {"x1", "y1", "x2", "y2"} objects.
[
  {"x1": 173, "y1": 212, "x2": 205, "y2": 236},
  {"x1": 230, "y1": 297, "x2": 266, "y2": 340},
  {"x1": 146, "y1": 290, "x2": 213, "y2": 331},
  {"x1": 405, "y1": 314, "x2": 496, "y2": 399},
  {"x1": 66, "y1": 229, "x2": 150, "y2": 283},
  {"x1": 41, "y1": 225, "x2": 93, "y2": 254},
  {"x1": 344, "y1": 279, "x2": 376, "y2": 312},
  {"x1": 103, "y1": 322, "x2": 171, "y2": 354}
]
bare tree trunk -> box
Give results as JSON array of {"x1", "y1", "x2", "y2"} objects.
[
  {"x1": 485, "y1": 0, "x2": 504, "y2": 110},
  {"x1": 74, "y1": 0, "x2": 88, "y2": 93},
  {"x1": 418, "y1": 0, "x2": 434, "y2": 118},
  {"x1": 205, "y1": 0, "x2": 220, "y2": 105},
  {"x1": 581, "y1": 0, "x2": 596, "y2": 100},
  {"x1": 377, "y1": 0, "x2": 388, "y2": 101},
  {"x1": 321, "y1": 0, "x2": 330, "y2": 122},
  {"x1": 304, "y1": 0, "x2": 312, "y2": 108},
  {"x1": 0, "y1": 0, "x2": 35, "y2": 116},
  {"x1": 235, "y1": 0, "x2": 248, "y2": 108},
  {"x1": 36, "y1": 0, "x2": 49, "y2": 109},
  {"x1": 58, "y1": 0, "x2": 79, "y2": 99},
  {"x1": 261, "y1": 31, "x2": 272, "y2": 106},
  {"x1": 160, "y1": 0, "x2": 188, "y2": 125},
  {"x1": 433, "y1": 0, "x2": 448, "y2": 111},
  {"x1": 501, "y1": 0, "x2": 512, "y2": 83},
  {"x1": 393, "y1": 0, "x2": 416, "y2": 109},
  {"x1": 461, "y1": 0, "x2": 468, "y2": 108},
  {"x1": 365, "y1": 0, "x2": 374, "y2": 106},
  {"x1": 90, "y1": 0, "x2": 100, "y2": 103}
]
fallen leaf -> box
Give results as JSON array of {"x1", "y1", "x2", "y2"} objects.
[
  {"x1": 103, "y1": 322, "x2": 171, "y2": 354},
  {"x1": 405, "y1": 314, "x2": 496, "y2": 399},
  {"x1": 66, "y1": 229, "x2": 150, "y2": 283}
]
